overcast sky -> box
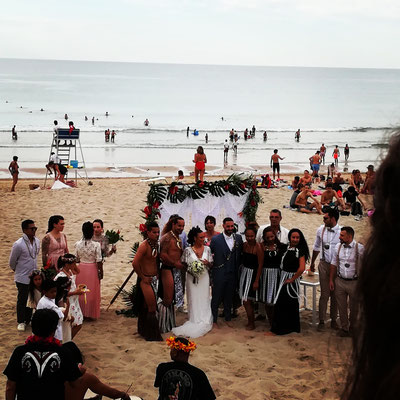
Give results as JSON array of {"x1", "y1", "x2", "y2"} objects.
[{"x1": 1, "y1": 0, "x2": 400, "y2": 68}]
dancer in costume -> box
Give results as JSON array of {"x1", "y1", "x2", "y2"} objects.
[
  {"x1": 132, "y1": 222, "x2": 163, "y2": 341},
  {"x1": 239, "y1": 226, "x2": 263, "y2": 330},
  {"x1": 172, "y1": 227, "x2": 213, "y2": 338},
  {"x1": 259, "y1": 226, "x2": 286, "y2": 326},
  {"x1": 269, "y1": 228, "x2": 309, "y2": 335},
  {"x1": 159, "y1": 216, "x2": 185, "y2": 333}
]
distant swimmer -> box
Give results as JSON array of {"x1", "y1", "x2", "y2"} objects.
[
  {"x1": 193, "y1": 129, "x2": 199, "y2": 136},
  {"x1": 40, "y1": 108, "x2": 44, "y2": 112},
  {"x1": 111, "y1": 130, "x2": 116, "y2": 143},
  {"x1": 187, "y1": 126, "x2": 190, "y2": 137},
  {"x1": 205, "y1": 133, "x2": 208, "y2": 143},
  {"x1": 85, "y1": 116, "x2": 88, "y2": 121},
  {"x1": 12, "y1": 125, "x2": 17, "y2": 140},
  {"x1": 64, "y1": 113, "x2": 68, "y2": 120},
  {"x1": 263, "y1": 131, "x2": 267, "y2": 141},
  {"x1": 295, "y1": 129, "x2": 301, "y2": 142},
  {"x1": 144, "y1": 118, "x2": 149, "y2": 126},
  {"x1": 221, "y1": 116, "x2": 224, "y2": 121},
  {"x1": 344, "y1": 143, "x2": 350, "y2": 162},
  {"x1": 92, "y1": 116, "x2": 95, "y2": 125},
  {"x1": 105, "y1": 111, "x2": 109, "y2": 117},
  {"x1": 320, "y1": 143, "x2": 326, "y2": 164},
  {"x1": 333, "y1": 145, "x2": 340, "y2": 166}
]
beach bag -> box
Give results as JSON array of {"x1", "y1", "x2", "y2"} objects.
[{"x1": 351, "y1": 201, "x2": 362, "y2": 216}]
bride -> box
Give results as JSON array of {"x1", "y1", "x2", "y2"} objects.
[{"x1": 172, "y1": 226, "x2": 213, "y2": 338}]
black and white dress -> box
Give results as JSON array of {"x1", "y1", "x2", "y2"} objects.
[
  {"x1": 259, "y1": 245, "x2": 285, "y2": 305},
  {"x1": 239, "y1": 251, "x2": 259, "y2": 301}
]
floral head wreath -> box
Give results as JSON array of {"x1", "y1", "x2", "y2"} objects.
[
  {"x1": 166, "y1": 336, "x2": 197, "y2": 353},
  {"x1": 60, "y1": 254, "x2": 77, "y2": 264}
]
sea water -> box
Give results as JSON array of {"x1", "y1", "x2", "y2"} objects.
[{"x1": 0, "y1": 58, "x2": 399, "y2": 178}]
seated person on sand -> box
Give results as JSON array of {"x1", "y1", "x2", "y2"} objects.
[
  {"x1": 291, "y1": 176, "x2": 300, "y2": 190},
  {"x1": 320, "y1": 183, "x2": 345, "y2": 209},
  {"x1": 332, "y1": 173, "x2": 344, "y2": 193},
  {"x1": 63, "y1": 342, "x2": 130, "y2": 400},
  {"x1": 299, "y1": 170, "x2": 312, "y2": 187},
  {"x1": 132, "y1": 222, "x2": 163, "y2": 341},
  {"x1": 349, "y1": 169, "x2": 363, "y2": 190},
  {"x1": 155, "y1": 337, "x2": 216, "y2": 400},
  {"x1": 295, "y1": 184, "x2": 323, "y2": 214},
  {"x1": 361, "y1": 164, "x2": 375, "y2": 194},
  {"x1": 343, "y1": 186, "x2": 366, "y2": 212}
]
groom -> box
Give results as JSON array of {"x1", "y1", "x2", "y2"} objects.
[{"x1": 210, "y1": 217, "x2": 243, "y2": 327}]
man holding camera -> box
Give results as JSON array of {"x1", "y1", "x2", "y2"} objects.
[{"x1": 310, "y1": 209, "x2": 341, "y2": 331}]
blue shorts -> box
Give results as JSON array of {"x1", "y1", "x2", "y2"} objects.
[{"x1": 312, "y1": 164, "x2": 320, "y2": 172}]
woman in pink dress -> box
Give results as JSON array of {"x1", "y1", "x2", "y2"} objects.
[
  {"x1": 42, "y1": 215, "x2": 69, "y2": 270},
  {"x1": 74, "y1": 222, "x2": 102, "y2": 319}
]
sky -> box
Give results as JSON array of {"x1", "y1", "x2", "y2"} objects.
[{"x1": 1, "y1": 0, "x2": 400, "y2": 68}]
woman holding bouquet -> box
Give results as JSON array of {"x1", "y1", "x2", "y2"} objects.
[
  {"x1": 172, "y1": 226, "x2": 213, "y2": 338},
  {"x1": 92, "y1": 219, "x2": 117, "y2": 259},
  {"x1": 75, "y1": 222, "x2": 102, "y2": 319}
]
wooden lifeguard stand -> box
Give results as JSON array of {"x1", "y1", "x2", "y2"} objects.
[{"x1": 43, "y1": 128, "x2": 89, "y2": 187}]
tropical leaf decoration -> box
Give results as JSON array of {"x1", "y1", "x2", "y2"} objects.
[
  {"x1": 128, "y1": 242, "x2": 140, "y2": 262},
  {"x1": 115, "y1": 284, "x2": 138, "y2": 318}
]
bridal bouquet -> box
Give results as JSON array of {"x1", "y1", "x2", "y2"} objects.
[
  {"x1": 105, "y1": 229, "x2": 124, "y2": 244},
  {"x1": 187, "y1": 260, "x2": 206, "y2": 284}
]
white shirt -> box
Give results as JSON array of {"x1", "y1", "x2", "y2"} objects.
[
  {"x1": 331, "y1": 240, "x2": 364, "y2": 279},
  {"x1": 224, "y1": 142, "x2": 229, "y2": 151},
  {"x1": 313, "y1": 224, "x2": 341, "y2": 262},
  {"x1": 9, "y1": 234, "x2": 41, "y2": 284},
  {"x1": 223, "y1": 232, "x2": 234, "y2": 250},
  {"x1": 256, "y1": 224, "x2": 289, "y2": 244},
  {"x1": 50, "y1": 153, "x2": 60, "y2": 164},
  {"x1": 37, "y1": 296, "x2": 64, "y2": 341}
]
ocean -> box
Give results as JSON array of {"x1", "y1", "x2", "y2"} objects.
[{"x1": 1, "y1": 58, "x2": 399, "y2": 179}]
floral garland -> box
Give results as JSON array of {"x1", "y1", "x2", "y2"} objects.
[
  {"x1": 25, "y1": 335, "x2": 61, "y2": 346},
  {"x1": 139, "y1": 173, "x2": 261, "y2": 234},
  {"x1": 166, "y1": 336, "x2": 197, "y2": 353}
]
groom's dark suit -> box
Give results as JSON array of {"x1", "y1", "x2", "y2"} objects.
[{"x1": 210, "y1": 232, "x2": 243, "y2": 322}]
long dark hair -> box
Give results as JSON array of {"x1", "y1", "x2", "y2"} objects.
[
  {"x1": 288, "y1": 228, "x2": 310, "y2": 262},
  {"x1": 342, "y1": 132, "x2": 400, "y2": 400},
  {"x1": 188, "y1": 226, "x2": 202, "y2": 246},
  {"x1": 262, "y1": 226, "x2": 281, "y2": 247},
  {"x1": 28, "y1": 270, "x2": 45, "y2": 302},
  {"x1": 47, "y1": 215, "x2": 64, "y2": 233},
  {"x1": 161, "y1": 215, "x2": 184, "y2": 236}
]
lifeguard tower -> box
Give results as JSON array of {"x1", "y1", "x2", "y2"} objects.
[{"x1": 44, "y1": 128, "x2": 89, "y2": 187}]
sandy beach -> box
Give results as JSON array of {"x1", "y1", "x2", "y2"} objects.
[{"x1": 0, "y1": 175, "x2": 372, "y2": 399}]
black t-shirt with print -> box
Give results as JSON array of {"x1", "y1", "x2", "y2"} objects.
[
  {"x1": 155, "y1": 361, "x2": 215, "y2": 400},
  {"x1": 3, "y1": 342, "x2": 81, "y2": 400},
  {"x1": 343, "y1": 190, "x2": 359, "y2": 204}
]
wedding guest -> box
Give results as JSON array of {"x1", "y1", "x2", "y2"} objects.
[
  {"x1": 204, "y1": 215, "x2": 220, "y2": 246},
  {"x1": 256, "y1": 209, "x2": 289, "y2": 244},
  {"x1": 193, "y1": 146, "x2": 207, "y2": 182},
  {"x1": 154, "y1": 337, "x2": 215, "y2": 400},
  {"x1": 210, "y1": 217, "x2": 243, "y2": 328},
  {"x1": 132, "y1": 222, "x2": 163, "y2": 341},
  {"x1": 63, "y1": 342, "x2": 131, "y2": 400},
  {"x1": 341, "y1": 131, "x2": 400, "y2": 400},
  {"x1": 9, "y1": 219, "x2": 41, "y2": 331},
  {"x1": 3, "y1": 309, "x2": 82, "y2": 400},
  {"x1": 92, "y1": 219, "x2": 117, "y2": 259},
  {"x1": 37, "y1": 279, "x2": 70, "y2": 341},
  {"x1": 42, "y1": 215, "x2": 69, "y2": 269},
  {"x1": 239, "y1": 226, "x2": 263, "y2": 330},
  {"x1": 159, "y1": 216, "x2": 185, "y2": 332},
  {"x1": 55, "y1": 254, "x2": 84, "y2": 339},
  {"x1": 260, "y1": 227, "x2": 286, "y2": 326},
  {"x1": 54, "y1": 276, "x2": 73, "y2": 343},
  {"x1": 75, "y1": 222, "x2": 102, "y2": 320},
  {"x1": 27, "y1": 270, "x2": 44, "y2": 311},
  {"x1": 9, "y1": 155, "x2": 19, "y2": 192},
  {"x1": 172, "y1": 227, "x2": 213, "y2": 338},
  {"x1": 269, "y1": 228, "x2": 309, "y2": 335}
]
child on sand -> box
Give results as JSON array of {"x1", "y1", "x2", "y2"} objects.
[{"x1": 27, "y1": 270, "x2": 44, "y2": 311}]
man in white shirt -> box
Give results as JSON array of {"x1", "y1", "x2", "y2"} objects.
[
  {"x1": 223, "y1": 140, "x2": 229, "y2": 163},
  {"x1": 310, "y1": 209, "x2": 341, "y2": 331},
  {"x1": 329, "y1": 226, "x2": 364, "y2": 337},
  {"x1": 256, "y1": 209, "x2": 289, "y2": 244},
  {"x1": 9, "y1": 219, "x2": 41, "y2": 331}
]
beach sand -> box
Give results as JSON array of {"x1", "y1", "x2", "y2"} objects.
[{"x1": 0, "y1": 175, "x2": 372, "y2": 399}]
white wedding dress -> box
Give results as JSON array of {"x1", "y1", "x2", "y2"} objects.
[{"x1": 172, "y1": 246, "x2": 213, "y2": 338}]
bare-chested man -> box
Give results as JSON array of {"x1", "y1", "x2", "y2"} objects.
[
  {"x1": 270, "y1": 149, "x2": 285, "y2": 180},
  {"x1": 159, "y1": 216, "x2": 185, "y2": 333},
  {"x1": 132, "y1": 222, "x2": 163, "y2": 341},
  {"x1": 299, "y1": 170, "x2": 312, "y2": 187},
  {"x1": 295, "y1": 184, "x2": 323, "y2": 214},
  {"x1": 309, "y1": 151, "x2": 322, "y2": 182},
  {"x1": 320, "y1": 183, "x2": 345, "y2": 209},
  {"x1": 320, "y1": 143, "x2": 326, "y2": 164}
]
